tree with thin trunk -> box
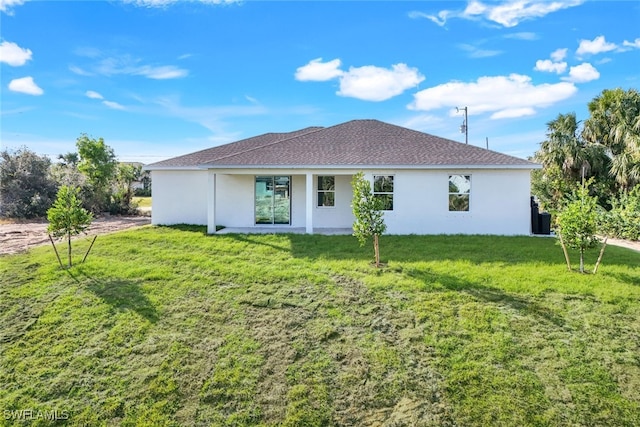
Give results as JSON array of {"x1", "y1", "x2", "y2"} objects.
[
  {"x1": 556, "y1": 178, "x2": 602, "y2": 273},
  {"x1": 351, "y1": 172, "x2": 387, "y2": 267},
  {"x1": 76, "y1": 134, "x2": 117, "y2": 212},
  {"x1": 47, "y1": 186, "x2": 93, "y2": 268}
]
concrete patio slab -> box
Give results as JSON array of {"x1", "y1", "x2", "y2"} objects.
[{"x1": 216, "y1": 227, "x2": 352, "y2": 235}]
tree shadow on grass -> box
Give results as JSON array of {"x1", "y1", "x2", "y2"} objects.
[
  {"x1": 160, "y1": 224, "x2": 207, "y2": 234},
  {"x1": 70, "y1": 270, "x2": 159, "y2": 323},
  {"x1": 406, "y1": 268, "x2": 566, "y2": 327},
  {"x1": 286, "y1": 234, "x2": 568, "y2": 266},
  {"x1": 609, "y1": 272, "x2": 640, "y2": 287}
]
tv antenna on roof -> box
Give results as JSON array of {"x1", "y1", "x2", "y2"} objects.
[{"x1": 456, "y1": 106, "x2": 468, "y2": 144}]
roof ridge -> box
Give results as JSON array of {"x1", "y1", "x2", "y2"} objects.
[{"x1": 199, "y1": 126, "x2": 325, "y2": 165}]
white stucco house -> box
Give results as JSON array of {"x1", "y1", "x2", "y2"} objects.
[{"x1": 144, "y1": 119, "x2": 541, "y2": 235}]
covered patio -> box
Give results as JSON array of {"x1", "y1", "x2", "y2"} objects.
[{"x1": 216, "y1": 227, "x2": 352, "y2": 235}]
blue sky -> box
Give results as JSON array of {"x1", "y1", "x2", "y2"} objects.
[{"x1": 1, "y1": 0, "x2": 639, "y2": 163}]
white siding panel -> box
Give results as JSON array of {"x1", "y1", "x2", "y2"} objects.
[
  {"x1": 291, "y1": 175, "x2": 306, "y2": 227},
  {"x1": 152, "y1": 168, "x2": 531, "y2": 235},
  {"x1": 313, "y1": 175, "x2": 354, "y2": 228},
  {"x1": 384, "y1": 169, "x2": 531, "y2": 235},
  {"x1": 216, "y1": 174, "x2": 255, "y2": 227},
  {"x1": 151, "y1": 170, "x2": 208, "y2": 225}
]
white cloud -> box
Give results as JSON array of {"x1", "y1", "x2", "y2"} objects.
[
  {"x1": 550, "y1": 48, "x2": 567, "y2": 61},
  {"x1": 623, "y1": 38, "x2": 640, "y2": 49},
  {"x1": 0, "y1": 40, "x2": 32, "y2": 66},
  {"x1": 102, "y1": 100, "x2": 126, "y2": 110},
  {"x1": 562, "y1": 62, "x2": 600, "y2": 83},
  {"x1": 296, "y1": 59, "x2": 424, "y2": 102},
  {"x1": 69, "y1": 65, "x2": 93, "y2": 76},
  {"x1": 133, "y1": 65, "x2": 188, "y2": 79},
  {"x1": 504, "y1": 32, "x2": 539, "y2": 40},
  {"x1": 8, "y1": 76, "x2": 43, "y2": 95},
  {"x1": 0, "y1": 0, "x2": 26, "y2": 15},
  {"x1": 482, "y1": 0, "x2": 585, "y2": 27},
  {"x1": 123, "y1": 0, "x2": 239, "y2": 7},
  {"x1": 576, "y1": 35, "x2": 617, "y2": 56},
  {"x1": 85, "y1": 90, "x2": 104, "y2": 100},
  {"x1": 153, "y1": 96, "x2": 267, "y2": 134},
  {"x1": 492, "y1": 107, "x2": 536, "y2": 119},
  {"x1": 74, "y1": 52, "x2": 189, "y2": 80},
  {"x1": 337, "y1": 63, "x2": 425, "y2": 102},
  {"x1": 295, "y1": 58, "x2": 343, "y2": 81},
  {"x1": 408, "y1": 10, "x2": 449, "y2": 26},
  {"x1": 410, "y1": 0, "x2": 584, "y2": 28},
  {"x1": 409, "y1": 73, "x2": 577, "y2": 119},
  {"x1": 400, "y1": 114, "x2": 447, "y2": 134},
  {"x1": 534, "y1": 59, "x2": 567, "y2": 74},
  {"x1": 458, "y1": 44, "x2": 502, "y2": 58}
]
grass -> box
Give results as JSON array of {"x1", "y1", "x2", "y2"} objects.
[
  {"x1": 1, "y1": 226, "x2": 639, "y2": 426},
  {"x1": 132, "y1": 197, "x2": 151, "y2": 208}
]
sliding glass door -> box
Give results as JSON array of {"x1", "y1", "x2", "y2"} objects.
[{"x1": 255, "y1": 176, "x2": 291, "y2": 225}]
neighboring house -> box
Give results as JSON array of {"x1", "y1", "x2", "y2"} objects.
[
  {"x1": 121, "y1": 162, "x2": 151, "y2": 191},
  {"x1": 144, "y1": 119, "x2": 541, "y2": 235}
]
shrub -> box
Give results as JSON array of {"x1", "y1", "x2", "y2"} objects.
[
  {"x1": 606, "y1": 186, "x2": 640, "y2": 241},
  {"x1": 0, "y1": 147, "x2": 58, "y2": 218}
]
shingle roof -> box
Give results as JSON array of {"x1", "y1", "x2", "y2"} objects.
[{"x1": 146, "y1": 119, "x2": 538, "y2": 169}]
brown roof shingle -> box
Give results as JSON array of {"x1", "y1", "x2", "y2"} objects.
[{"x1": 146, "y1": 119, "x2": 538, "y2": 169}]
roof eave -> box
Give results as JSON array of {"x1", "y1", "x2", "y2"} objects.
[
  {"x1": 197, "y1": 163, "x2": 542, "y2": 170},
  {"x1": 143, "y1": 165, "x2": 203, "y2": 171}
]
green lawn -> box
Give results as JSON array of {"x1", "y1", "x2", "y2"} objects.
[
  {"x1": 1, "y1": 226, "x2": 639, "y2": 426},
  {"x1": 132, "y1": 197, "x2": 151, "y2": 208}
]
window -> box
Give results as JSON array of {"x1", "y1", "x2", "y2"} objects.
[
  {"x1": 449, "y1": 175, "x2": 471, "y2": 211},
  {"x1": 317, "y1": 176, "x2": 335, "y2": 207},
  {"x1": 373, "y1": 175, "x2": 394, "y2": 210}
]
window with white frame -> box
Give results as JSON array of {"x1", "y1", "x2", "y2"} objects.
[
  {"x1": 373, "y1": 175, "x2": 394, "y2": 210},
  {"x1": 317, "y1": 176, "x2": 335, "y2": 207},
  {"x1": 449, "y1": 175, "x2": 471, "y2": 211}
]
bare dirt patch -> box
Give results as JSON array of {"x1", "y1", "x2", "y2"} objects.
[{"x1": 0, "y1": 216, "x2": 151, "y2": 256}]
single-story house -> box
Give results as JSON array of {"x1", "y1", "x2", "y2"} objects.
[{"x1": 144, "y1": 119, "x2": 541, "y2": 235}]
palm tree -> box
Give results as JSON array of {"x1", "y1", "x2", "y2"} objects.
[
  {"x1": 535, "y1": 113, "x2": 608, "y2": 180},
  {"x1": 532, "y1": 113, "x2": 609, "y2": 210},
  {"x1": 584, "y1": 88, "x2": 640, "y2": 190}
]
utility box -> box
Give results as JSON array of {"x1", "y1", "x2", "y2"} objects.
[
  {"x1": 531, "y1": 198, "x2": 540, "y2": 234},
  {"x1": 538, "y1": 212, "x2": 551, "y2": 235}
]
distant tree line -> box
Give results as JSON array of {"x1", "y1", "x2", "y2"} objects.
[
  {"x1": 532, "y1": 88, "x2": 640, "y2": 242},
  {"x1": 0, "y1": 134, "x2": 148, "y2": 219}
]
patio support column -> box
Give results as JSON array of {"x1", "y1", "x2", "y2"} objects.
[
  {"x1": 207, "y1": 170, "x2": 216, "y2": 234},
  {"x1": 305, "y1": 172, "x2": 313, "y2": 234}
]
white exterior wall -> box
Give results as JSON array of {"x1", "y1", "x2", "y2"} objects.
[
  {"x1": 213, "y1": 171, "x2": 354, "y2": 229},
  {"x1": 313, "y1": 174, "x2": 354, "y2": 228},
  {"x1": 215, "y1": 174, "x2": 255, "y2": 227},
  {"x1": 371, "y1": 169, "x2": 531, "y2": 235},
  {"x1": 151, "y1": 168, "x2": 532, "y2": 235},
  {"x1": 151, "y1": 170, "x2": 208, "y2": 225}
]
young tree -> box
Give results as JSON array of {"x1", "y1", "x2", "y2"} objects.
[
  {"x1": 556, "y1": 179, "x2": 602, "y2": 273},
  {"x1": 351, "y1": 172, "x2": 387, "y2": 267},
  {"x1": 76, "y1": 134, "x2": 117, "y2": 212},
  {"x1": 47, "y1": 186, "x2": 94, "y2": 268},
  {"x1": 0, "y1": 147, "x2": 58, "y2": 218}
]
